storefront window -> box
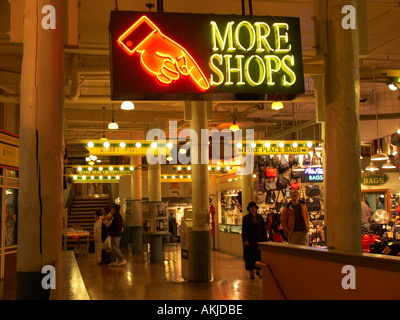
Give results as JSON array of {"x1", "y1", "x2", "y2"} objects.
[
  {"x1": 220, "y1": 190, "x2": 242, "y2": 225},
  {"x1": 5, "y1": 188, "x2": 18, "y2": 247}
]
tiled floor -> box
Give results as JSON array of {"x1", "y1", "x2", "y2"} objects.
[{"x1": 76, "y1": 243, "x2": 263, "y2": 300}]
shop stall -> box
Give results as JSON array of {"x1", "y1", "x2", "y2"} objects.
[{"x1": 0, "y1": 130, "x2": 19, "y2": 280}]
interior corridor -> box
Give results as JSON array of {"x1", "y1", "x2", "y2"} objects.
[{"x1": 76, "y1": 244, "x2": 263, "y2": 300}]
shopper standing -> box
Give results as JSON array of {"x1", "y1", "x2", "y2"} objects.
[
  {"x1": 242, "y1": 201, "x2": 267, "y2": 279},
  {"x1": 281, "y1": 190, "x2": 310, "y2": 246},
  {"x1": 361, "y1": 200, "x2": 373, "y2": 233},
  {"x1": 99, "y1": 206, "x2": 112, "y2": 265},
  {"x1": 93, "y1": 210, "x2": 103, "y2": 264},
  {"x1": 107, "y1": 204, "x2": 127, "y2": 266}
]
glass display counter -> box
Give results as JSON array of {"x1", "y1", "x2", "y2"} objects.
[{"x1": 219, "y1": 224, "x2": 242, "y2": 234}]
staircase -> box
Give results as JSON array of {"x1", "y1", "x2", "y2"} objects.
[{"x1": 67, "y1": 195, "x2": 110, "y2": 249}]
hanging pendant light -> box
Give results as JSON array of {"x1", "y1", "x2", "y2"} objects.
[
  {"x1": 108, "y1": 104, "x2": 119, "y2": 130},
  {"x1": 229, "y1": 121, "x2": 239, "y2": 132},
  {"x1": 365, "y1": 140, "x2": 379, "y2": 171},
  {"x1": 371, "y1": 80, "x2": 388, "y2": 161},
  {"x1": 366, "y1": 161, "x2": 379, "y2": 172},
  {"x1": 121, "y1": 101, "x2": 135, "y2": 110},
  {"x1": 100, "y1": 107, "x2": 107, "y2": 140},
  {"x1": 271, "y1": 101, "x2": 284, "y2": 110},
  {"x1": 382, "y1": 159, "x2": 396, "y2": 169},
  {"x1": 371, "y1": 150, "x2": 389, "y2": 161}
]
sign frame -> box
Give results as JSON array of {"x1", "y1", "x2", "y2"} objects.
[{"x1": 110, "y1": 11, "x2": 305, "y2": 101}]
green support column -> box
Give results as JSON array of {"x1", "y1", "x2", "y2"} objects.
[{"x1": 190, "y1": 101, "x2": 211, "y2": 282}]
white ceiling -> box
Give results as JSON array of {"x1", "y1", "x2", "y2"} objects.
[{"x1": 0, "y1": 0, "x2": 400, "y2": 157}]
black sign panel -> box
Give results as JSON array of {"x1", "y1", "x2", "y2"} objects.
[{"x1": 110, "y1": 11, "x2": 305, "y2": 100}]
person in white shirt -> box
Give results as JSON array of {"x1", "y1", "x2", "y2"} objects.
[{"x1": 94, "y1": 210, "x2": 103, "y2": 264}]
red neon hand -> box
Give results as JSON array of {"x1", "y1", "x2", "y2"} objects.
[{"x1": 117, "y1": 16, "x2": 210, "y2": 91}]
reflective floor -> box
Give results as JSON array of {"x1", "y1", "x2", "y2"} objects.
[
  {"x1": 0, "y1": 244, "x2": 263, "y2": 300},
  {"x1": 76, "y1": 243, "x2": 263, "y2": 300}
]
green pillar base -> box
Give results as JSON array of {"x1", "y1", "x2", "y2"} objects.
[
  {"x1": 192, "y1": 231, "x2": 211, "y2": 282},
  {"x1": 16, "y1": 272, "x2": 51, "y2": 300},
  {"x1": 131, "y1": 226, "x2": 143, "y2": 253}
]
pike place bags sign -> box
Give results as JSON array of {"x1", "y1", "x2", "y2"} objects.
[
  {"x1": 110, "y1": 11, "x2": 304, "y2": 100},
  {"x1": 361, "y1": 172, "x2": 388, "y2": 186}
]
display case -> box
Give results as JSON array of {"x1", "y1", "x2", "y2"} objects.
[
  {"x1": 220, "y1": 189, "x2": 242, "y2": 226},
  {"x1": 217, "y1": 188, "x2": 243, "y2": 256}
]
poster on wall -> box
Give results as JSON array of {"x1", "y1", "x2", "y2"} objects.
[{"x1": 110, "y1": 11, "x2": 304, "y2": 100}]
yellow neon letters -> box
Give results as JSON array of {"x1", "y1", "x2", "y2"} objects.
[{"x1": 209, "y1": 20, "x2": 297, "y2": 88}]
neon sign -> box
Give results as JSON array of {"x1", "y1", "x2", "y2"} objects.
[
  {"x1": 110, "y1": 12, "x2": 304, "y2": 100},
  {"x1": 117, "y1": 15, "x2": 209, "y2": 91},
  {"x1": 304, "y1": 167, "x2": 323, "y2": 182},
  {"x1": 209, "y1": 21, "x2": 296, "y2": 88}
]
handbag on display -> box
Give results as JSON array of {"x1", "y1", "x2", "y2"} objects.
[
  {"x1": 290, "y1": 169, "x2": 301, "y2": 180},
  {"x1": 290, "y1": 181, "x2": 300, "y2": 190},
  {"x1": 306, "y1": 197, "x2": 321, "y2": 212},
  {"x1": 266, "y1": 190, "x2": 276, "y2": 204},
  {"x1": 266, "y1": 167, "x2": 277, "y2": 178},
  {"x1": 303, "y1": 154, "x2": 311, "y2": 166},
  {"x1": 305, "y1": 184, "x2": 321, "y2": 197},
  {"x1": 271, "y1": 155, "x2": 280, "y2": 167},
  {"x1": 276, "y1": 174, "x2": 289, "y2": 190},
  {"x1": 278, "y1": 155, "x2": 290, "y2": 173},
  {"x1": 288, "y1": 154, "x2": 299, "y2": 167},
  {"x1": 265, "y1": 180, "x2": 277, "y2": 191}
]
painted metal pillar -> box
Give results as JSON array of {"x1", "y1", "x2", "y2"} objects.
[
  {"x1": 17, "y1": 0, "x2": 65, "y2": 299},
  {"x1": 130, "y1": 155, "x2": 142, "y2": 252},
  {"x1": 190, "y1": 101, "x2": 211, "y2": 282},
  {"x1": 148, "y1": 161, "x2": 161, "y2": 202},
  {"x1": 324, "y1": 0, "x2": 361, "y2": 253}
]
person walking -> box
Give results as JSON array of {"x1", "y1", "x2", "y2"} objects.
[
  {"x1": 93, "y1": 210, "x2": 103, "y2": 264},
  {"x1": 281, "y1": 190, "x2": 310, "y2": 246},
  {"x1": 98, "y1": 206, "x2": 112, "y2": 265},
  {"x1": 242, "y1": 201, "x2": 267, "y2": 279},
  {"x1": 107, "y1": 204, "x2": 127, "y2": 267}
]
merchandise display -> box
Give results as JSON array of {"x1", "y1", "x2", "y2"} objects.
[
  {"x1": 254, "y1": 155, "x2": 325, "y2": 247},
  {"x1": 362, "y1": 193, "x2": 400, "y2": 256}
]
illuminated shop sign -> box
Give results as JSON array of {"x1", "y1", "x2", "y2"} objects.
[
  {"x1": 304, "y1": 167, "x2": 323, "y2": 181},
  {"x1": 110, "y1": 11, "x2": 304, "y2": 100},
  {"x1": 361, "y1": 172, "x2": 388, "y2": 186}
]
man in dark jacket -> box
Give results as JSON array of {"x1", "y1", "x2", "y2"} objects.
[
  {"x1": 242, "y1": 201, "x2": 267, "y2": 279},
  {"x1": 107, "y1": 204, "x2": 127, "y2": 266}
]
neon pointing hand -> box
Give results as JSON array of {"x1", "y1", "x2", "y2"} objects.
[{"x1": 117, "y1": 16, "x2": 210, "y2": 91}]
